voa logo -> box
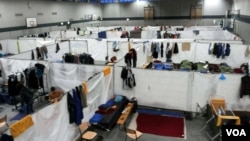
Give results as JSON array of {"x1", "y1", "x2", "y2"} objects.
[{"x1": 226, "y1": 129, "x2": 246, "y2": 136}]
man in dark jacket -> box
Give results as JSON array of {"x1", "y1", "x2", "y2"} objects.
[{"x1": 17, "y1": 81, "x2": 34, "y2": 114}]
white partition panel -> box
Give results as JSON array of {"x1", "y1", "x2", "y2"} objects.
[
  {"x1": 87, "y1": 39, "x2": 107, "y2": 61},
  {"x1": 114, "y1": 67, "x2": 193, "y2": 111},
  {"x1": 107, "y1": 40, "x2": 128, "y2": 63},
  {"x1": 7, "y1": 39, "x2": 18, "y2": 54},
  {"x1": 191, "y1": 72, "x2": 250, "y2": 112},
  {"x1": 0, "y1": 58, "x2": 48, "y2": 81},
  {"x1": 48, "y1": 62, "x2": 105, "y2": 92},
  {"x1": 36, "y1": 39, "x2": 55, "y2": 47},
  {"x1": 191, "y1": 73, "x2": 220, "y2": 112},
  {"x1": 30, "y1": 96, "x2": 79, "y2": 141},
  {"x1": 49, "y1": 31, "x2": 61, "y2": 39},
  {"x1": 141, "y1": 30, "x2": 157, "y2": 39},
  {"x1": 195, "y1": 43, "x2": 248, "y2": 68},
  {"x1": 18, "y1": 39, "x2": 37, "y2": 52},
  {"x1": 171, "y1": 42, "x2": 196, "y2": 64},
  {"x1": 65, "y1": 30, "x2": 78, "y2": 38},
  {"x1": 106, "y1": 31, "x2": 122, "y2": 39},
  {"x1": 6, "y1": 51, "x2": 32, "y2": 59},
  {"x1": 47, "y1": 41, "x2": 70, "y2": 62},
  {"x1": 70, "y1": 40, "x2": 88, "y2": 54},
  {"x1": 0, "y1": 40, "x2": 9, "y2": 54}
]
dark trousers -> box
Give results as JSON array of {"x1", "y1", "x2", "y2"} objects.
[{"x1": 23, "y1": 100, "x2": 34, "y2": 114}]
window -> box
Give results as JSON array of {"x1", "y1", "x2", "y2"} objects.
[
  {"x1": 139, "y1": 0, "x2": 158, "y2": 1},
  {"x1": 119, "y1": 0, "x2": 136, "y2": 3},
  {"x1": 100, "y1": 0, "x2": 115, "y2": 3},
  {"x1": 89, "y1": 0, "x2": 98, "y2": 3}
]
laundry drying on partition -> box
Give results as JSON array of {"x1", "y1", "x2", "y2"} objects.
[
  {"x1": 240, "y1": 74, "x2": 250, "y2": 98},
  {"x1": 209, "y1": 43, "x2": 231, "y2": 58},
  {"x1": 63, "y1": 53, "x2": 94, "y2": 64},
  {"x1": 67, "y1": 86, "x2": 85, "y2": 125},
  {"x1": 121, "y1": 67, "x2": 136, "y2": 89},
  {"x1": 34, "y1": 45, "x2": 48, "y2": 60}
]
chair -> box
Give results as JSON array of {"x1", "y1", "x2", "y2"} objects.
[
  {"x1": 81, "y1": 131, "x2": 97, "y2": 141},
  {"x1": 125, "y1": 127, "x2": 142, "y2": 141},
  {"x1": 0, "y1": 114, "x2": 9, "y2": 134},
  {"x1": 79, "y1": 122, "x2": 97, "y2": 141}
]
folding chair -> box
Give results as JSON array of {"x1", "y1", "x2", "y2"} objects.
[
  {"x1": 125, "y1": 127, "x2": 142, "y2": 141},
  {"x1": 79, "y1": 122, "x2": 97, "y2": 141},
  {"x1": 0, "y1": 114, "x2": 9, "y2": 134}
]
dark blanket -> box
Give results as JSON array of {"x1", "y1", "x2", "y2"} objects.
[{"x1": 94, "y1": 95, "x2": 128, "y2": 130}]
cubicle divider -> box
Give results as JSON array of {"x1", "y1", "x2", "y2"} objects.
[
  {"x1": 0, "y1": 58, "x2": 114, "y2": 141},
  {"x1": 1, "y1": 37, "x2": 250, "y2": 112},
  {"x1": 113, "y1": 65, "x2": 249, "y2": 113}
]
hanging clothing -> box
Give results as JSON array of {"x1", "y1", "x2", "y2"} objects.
[
  {"x1": 67, "y1": 92, "x2": 76, "y2": 124},
  {"x1": 40, "y1": 45, "x2": 48, "y2": 58},
  {"x1": 240, "y1": 75, "x2": 250, "y2": 98},
  {"x1": 121, "y1": 67, "x2": 136, "y2": 89},
  {"x1": 213, "y1": 43, "x2": 218, "y2": 56},
  {"x1": 245, "y1": 45, "x2": 250, "y2": 57},
  {"x1": 79, "y1": 53, "x2": 94, "y2": 64},
  {"x1": 79, "y1": 85, "x2": 87, "y2": 108},
  {"x1": 98, "y1": 31, "x2": 107, "y2": 39},
  {"x1": 152, "y1": 42, "x2": 159, "y2": 59},
  {"x1": 225, "y1": 43, "x2": 231, "y2": 56},
  {"x1": 173, "y1": 42, "x2": 179, "y2": 54},
  {"x1": 8, "y1": 74, "x2": 20, "y2": 96},
  {"x1": 31, "y1": 50, "x2": 35, "y2": 60},
  {"x1": 165, "y1": 42, "x2": 172, "y2": 62},
  {"x1": 56, "y1": 43, "x2": 60, "y2": 53},
  {"x1": 72, "y1": 89, "x2": 83, "y2": 125},
  {"x1": 216, "y1": 43, "x2": 223, "y2": 58},
  {"x1": 160, "y1": 42, "x2": 164, "y2": 58},
  {"x1": 208, "y1": 43, "x2": 212, "y2": 54},
  {"x1": 36, "y1": 47, "x2": 42, "y2": 60}
]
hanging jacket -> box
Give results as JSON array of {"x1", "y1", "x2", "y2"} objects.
[
  {"x1": 216, "y1": 43, "x2": 223, "y2": 58},
  {"x1": 160, "y1": 42, "x2": 163, "y2": 58},
  {"x1": 67, "y1": 92, "x2": 76, "y2": 124},
  {"x1": 31, "y1": 50, "x2": 35, "y2": 60},
  {"x1": 36, "y1": 47, "x2": 42, "y2": 59},
  {"x1": 225, "y1": 43, "x2": 231, "y2": 56},
  {"x1": 213, "y1": 43, "x2": 218, "y2": 56},
  {"x1": 56, "y1": 43, "x2": 60, "y2": 53},
  {"x1": 240, "y1": 75, "x2": 250, "y2": 98},
  {"x1": 72, "y1": 89, "x2": 83, "y2": 125},
  {"x1": 173, "y1": 42, "x2": 179, "y2": 54}
]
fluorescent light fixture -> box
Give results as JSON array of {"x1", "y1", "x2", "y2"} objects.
[{"x1": 205, "y1": 0, "x2": 221, "y2": 6}]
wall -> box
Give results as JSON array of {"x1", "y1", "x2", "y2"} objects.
[
  {"x1": 0, "y1": 0, "x2": 102, "y2": 39},
  {"x1": 232, "y1": 0, "x2": 250, "y2": 44},
  {"x1": 101, "y1": 0, "x2": 232, "y2": 27},
  {"x1": 0, "y1": 0, "x2": 233, "y2": 39}
]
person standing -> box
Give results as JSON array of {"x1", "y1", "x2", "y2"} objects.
[{"x1": 17, "y1": 81, "x2": 34, "y2": 114}]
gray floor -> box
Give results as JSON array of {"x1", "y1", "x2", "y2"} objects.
[
  {"x1": 89, "y1": 112, "x2": 211, "y2": 141},
  {"x1": 0, "y1": 101, "x2": 211, "y2": 141}
]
